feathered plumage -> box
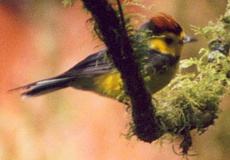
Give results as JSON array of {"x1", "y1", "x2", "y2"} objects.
[
  {"x1": 10, "y1": 13, "x2": 195, "y2": 99},
  {"x1": 140, "y1": 13, "x2": 182, "y2": 35}
]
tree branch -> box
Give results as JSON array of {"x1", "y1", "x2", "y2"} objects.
[
  {"x1": 81, "y1": 0, "x2": 164, "y2": 142},
  {"x1": 78, "y1": 0, "x2": 230, "y2": 155}
]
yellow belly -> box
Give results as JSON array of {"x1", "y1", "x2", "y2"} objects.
[
  {"x1": 93, "y1": 63, "x2": 179, "y2": 100},
  {"x1": 93, "y1": 72, "x2": 123, "y2": 99}
]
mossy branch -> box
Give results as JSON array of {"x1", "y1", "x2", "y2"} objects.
[
  {"x1": 139, "y1": 1, "x2": 230, "y2": 155},
  {"x1": 80, "y1": 0, "x2": 164, "y2": 142},
  {"x1": 63, "y1": 0, "x2": 230, "y2": 155}
]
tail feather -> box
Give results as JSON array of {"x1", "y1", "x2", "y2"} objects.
[{"x1": 9, "y1": 78, "x2": 72, "y2": 97}]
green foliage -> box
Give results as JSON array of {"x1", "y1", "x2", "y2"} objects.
[
  {"x1": 126, "y1": 0, "x2": 230, "y2": 154},
  {"x1": 63, "y1": 0, "x2": 230, "y2": 154},
  {"x1": 157, "y1": 51, "x2": 229, "y2": 130},
  {"x1": 126, "y1": 50, "x2": 230, "y2": 145}
]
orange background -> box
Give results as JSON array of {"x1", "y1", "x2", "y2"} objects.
[{"x1": 1, "y1": 0, "x2": 230, "y2": 159}]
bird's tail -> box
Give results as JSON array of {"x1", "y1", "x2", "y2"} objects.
[{"x1": 9, "y1": 77, "x2": 72, "y2": 97}]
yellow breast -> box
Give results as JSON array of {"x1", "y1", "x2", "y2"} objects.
[
  {"x1": 93, "y1": 72, "x2": 123, "y2": 99},
  {"x1": 93, "y1": 62, "x2": 179, "y2": 100}
]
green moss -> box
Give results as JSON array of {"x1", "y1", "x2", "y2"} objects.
[
  {"x1": 63, "y1": 0, "x2": 230, "y2": 154},
  {"x1": 126, "y1": 0, "x2": 230, "y2": 154}
]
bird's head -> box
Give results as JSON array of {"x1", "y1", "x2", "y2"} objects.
[{"x1": 141, "y1": 13, "x2": 196, "y2": 58}]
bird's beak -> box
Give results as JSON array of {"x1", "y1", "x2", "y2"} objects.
[{"x1": 183, "y1": 35, "x2": 197, "y2": 43}]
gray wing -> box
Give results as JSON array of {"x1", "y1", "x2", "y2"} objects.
[
  {"x1": 57, "y1": 48, "x2": 114, "y2": 78},
  {"x1": 60, "y1": 47, "x2": 179, "y2": 79}
]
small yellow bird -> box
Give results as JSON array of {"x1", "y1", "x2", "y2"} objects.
[{"x1": 10, "y1": 13, "x2": 196, "y2": 101}]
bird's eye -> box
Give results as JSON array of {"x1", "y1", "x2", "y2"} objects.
[{"x1": 165, "y1": 38, "x2": 173, "y2": 45}]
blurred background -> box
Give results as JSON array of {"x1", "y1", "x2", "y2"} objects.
[{"x1": 1, "y1": 0, "x2": 230, "y2": 159}]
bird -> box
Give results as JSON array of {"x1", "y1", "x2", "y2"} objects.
[{"x1": 10, "y1": 13, "x2": 196, "y2": 102}]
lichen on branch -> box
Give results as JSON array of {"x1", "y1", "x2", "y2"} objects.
[
  {"x1": 63, "y1": 0, "x2": 230, "y2": 155},
  {"x1": 80, "y1": 0, "x2": 165, "y2": 143}
]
